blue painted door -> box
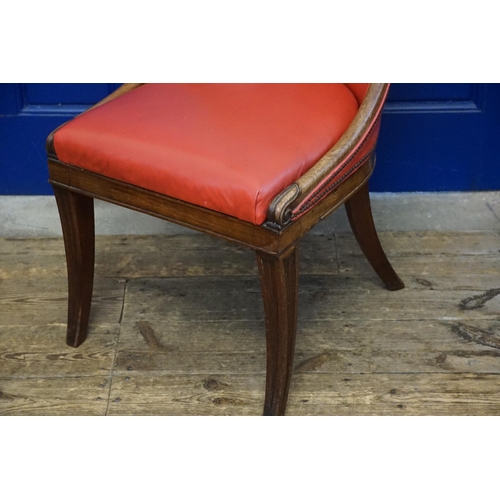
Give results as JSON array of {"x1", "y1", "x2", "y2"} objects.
[
  {"x1": 0, "y1": 84, "x2": 121, "y2": 195},
  {"x1": 1, "y1": 83, "x2": 499, "y2": 194},
  {"x1": 372, "y1": 83, "x2": 500, "y2": 191}
]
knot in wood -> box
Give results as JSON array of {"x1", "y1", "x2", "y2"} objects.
[{"x1": 203, "y1": 378, "x2": 220, "y2": 391}]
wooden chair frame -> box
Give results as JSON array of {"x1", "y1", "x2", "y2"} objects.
[{"x1": 47, "y1": 83, "x2": 404, "y2": 416}]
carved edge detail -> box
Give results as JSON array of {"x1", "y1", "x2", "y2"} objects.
[
  {"x1": 266, "y1": 83, "x2": 389, "y2": 227},
  {"x1": 266, "y1": 183, "x2": 300, "y2": 227},
  {"x1": 292, "y1": 152, "x2": 375, "y2": 221}
]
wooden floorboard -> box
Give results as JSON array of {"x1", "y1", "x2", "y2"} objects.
[
  {"x1": 0, "y1": 376, "x2": 110, "y2": 416},
  {"x1": 121, "y1": 276, "x2": 500, "y2": 323},
  {"x1": 1, "y1": 231, "x2": 499, "y2": 416},
  {"x1": 0, "y1": 277, "x2": 125, "y2": 326}
]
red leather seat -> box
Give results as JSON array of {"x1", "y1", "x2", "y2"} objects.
[{"x1": 53, "y1": 84, "x2": 361, "y2": 225}]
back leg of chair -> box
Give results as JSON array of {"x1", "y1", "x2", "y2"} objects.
[
  {"x1": 344, "y1": 182, "x2": 404, "y2": 291},
  {"x1": 256, "y1": 246, "x2": 299, "y2": 416},
  {"x1": 53, "y1": 186, "x2": 95, "y2": 347}
]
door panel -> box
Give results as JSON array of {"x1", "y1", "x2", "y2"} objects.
[
  {"x1": 387, "y1": 83, "x2": 476, "y2": 102},
  {"x1": 24, "y1": 84, "x2": 119, "y2": 105},
  {"x1": 1, "y1": 83, "x2": 499, "y2": 195},
  {"x1": 0, "y1": 84, "x2": 121, "y2": 194},
  {"x1": 372, "y1": 83, "x2": 500, "y2": 191}
]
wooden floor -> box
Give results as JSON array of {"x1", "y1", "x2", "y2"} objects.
[{"x1": 1, "y1": 230, "x2": 499, "y2": 415}]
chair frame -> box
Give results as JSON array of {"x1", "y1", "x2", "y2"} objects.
[{"x1": 47, "y1": 83, "x2": 404, "y2": 416}]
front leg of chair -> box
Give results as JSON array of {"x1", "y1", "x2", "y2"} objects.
[
  {"x1": 256, "y1": 246, "x2": 299, "y2": 416},
  {"x1": 344, "y1": 182, "x2": 404, "y2": 291},
  {"x1": 53, "y1": 186, "x2": 95, "y2": 347}
]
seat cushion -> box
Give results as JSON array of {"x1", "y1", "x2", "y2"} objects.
[
  {"x1": 53, "y1": 84, "x2": 360, "y2": 225},
  {"x1": 344, "y1": 83, "x2": 369, "y2": 104}
]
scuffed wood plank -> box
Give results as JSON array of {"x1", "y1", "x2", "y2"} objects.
[
  {"x1": 114, "y1": 347, "x2": 500, "y2": 377},
  {"x1": 94, "y1": 235, "x2": 258, "y2": 279},
  {"x1": 118, "y1": 319, "x2": 266, "y2": 352},
  {"x1": 2, "y1": 231, "x2": 498, "y2": 280},
  {"x1": 288, "y1": 373, "x2": 500, "y2": 413},
  {"x1": 0, "y1": 233, "x2": 337, "y2": 279},
  {"x1": 0, "y1": 237, "x2": 64, "y2": 255},
  {"x1": 0, "y1": 277, "x2": 125, "y2": 326},
  {"x1": 119, "y1": 318, "x2": 500, "y2": 354},
  {"x1": 340, "y1": 254, "x2": 500, "y2": 277},
  {"x1": 336, "y1": 231, "x2": 500, "y2": 256},
  {"x1": 308, "y1": 272, "x2": 500, "y2": 292},
  {"x1": 115, "y1": 351, "x2": 267, "y2": 376},
  {"x1": 336, "y1": 232, "x2": 500, "y2": 276},
  {"x1": 0, "y1": 376, "x2": 110, "y2": 416},
  {"x1": 2, "y1": 231, "x2": 500, "y2": 416},
  {"x1": 0, "y1": 324, "x2": 119, "y2": 377},
  {"x1": 107, "y1": 373, "x2": 264, "y2": 416},
  {"x1": 121, "y1": 276, "x2": 500, "y2": 324},
  {"x1": 400, "y1": 274, "x2": 500, "y2": 291},
  {"x1": 113, "y1": 319, "x2": 500, "y2": 375},
  {"x1": 284, "y1": 403, "x2": 500, "y2": 416},
  {"x1": 2, "y1": 231, "x2": 497, "y2": 260},
  {"x1": 115, "y1": 319, "x2": 266, "y2": 376},
  {"x1": 106, "y1": 372, "x2": 500, "y2": 416}
]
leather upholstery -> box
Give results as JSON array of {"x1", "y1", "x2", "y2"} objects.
[
  {"x1": 291, "y1": 117, "x2": 381, "y2": 220},
  {"x1": 290, "y1": 84, "x2": 388, "y2": 220},
  {"x1": 53, "y1": 84, "x2": 361, "y2": 225}
]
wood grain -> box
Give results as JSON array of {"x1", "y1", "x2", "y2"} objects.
[
  {"x1": 0, "y1": 376, "x2": 110, "y2": 416},
  {"x1": 0, "y1": 324, "x2": 119, "y2": 377},
  {"x1": 336, "y1": 231, "x2": 500, "y2": 255},
  {"x1": 0, "y1": 233, "x2": 335, "y2": 279},
  {"x1": 121, "y1": 275, "x2": 500, "y2": 323},
  {"x1": 0, "y1": 277, "x2": 125, "y2": 326},
  {"x1": 2, "y1": 231, "x2": 500, "y2": 415},
  {"x1": 344, "y1": 182, "x2": 404, "y2": 290},
  {"x1": 111, "y1": 319, "x2": 500, "y2": 375},
  {"x1": 4, "y1": 231, "x2": 498, "y2": 281},
  {"x1": 106, "y1": 373, "x2": 500, "y2": 416},
  {"x1": 256, "y1": 246, "x2": 299, "y2": 415},
  {"x1": 53, "y1": 186, "x2": 95, "y2": 346}
]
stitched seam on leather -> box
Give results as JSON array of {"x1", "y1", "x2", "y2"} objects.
[
  {"x1": 291, "y1": 147, "x2": 375, "y2": 220},
  {"x1": 309, "y1": 114, "x2": 379, "y2": 199},
  {"x1": 292, "y1": 114, "x2": 381, "y2": 218}
]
